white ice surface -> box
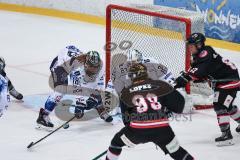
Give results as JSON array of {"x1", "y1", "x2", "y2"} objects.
[{"x1": 0, "y1": 10, "x2": 240, "y2": 160}]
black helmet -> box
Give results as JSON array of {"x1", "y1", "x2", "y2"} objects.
[
  {"x1": 187, "y1": 33, "x2": 206, "y2": 49},
  {"x1": 128, "y1": 63, "x2": 148, "y2": 81}
]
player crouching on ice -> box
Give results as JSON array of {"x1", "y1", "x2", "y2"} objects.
[
  {"x1": 174, "y1": 33, "x2": 240, "y2": 146},
  {"x1": 36, "y1": 46, "x2": 113, "y2": 130},
  {"x1": 105, "y1": 63, "x2": 194, "y2": 160},
  {"x1": 0, "y1": 57, "x2": 23, "y2": 101}
]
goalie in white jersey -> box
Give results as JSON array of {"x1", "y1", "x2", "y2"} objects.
[
  {"x1": 108, "y1": 49, "x2": 175, "y2": 95},
  {"x1": 36, "y1": 46, "x2": 113, "y2": 130}
]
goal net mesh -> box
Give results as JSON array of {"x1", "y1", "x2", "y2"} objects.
[{"x1": 106, "y1": 4, "x2": 213, "y2": 107}]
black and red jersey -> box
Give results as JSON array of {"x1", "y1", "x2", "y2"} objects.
[
  {"x1": 120, "y1": 79, "x2": 184, "y2": 129},
  {"x1": 188, "y1": 46, "x2": 240, "y2": 90}
]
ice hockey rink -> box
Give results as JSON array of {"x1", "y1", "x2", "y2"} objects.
[{"x1": 0, "y1": 10, "x2": 240, "y2": 160}]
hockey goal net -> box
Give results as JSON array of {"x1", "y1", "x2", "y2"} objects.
[{"x1": 105, "y1": 4, "x2": 213, "y2": 109}]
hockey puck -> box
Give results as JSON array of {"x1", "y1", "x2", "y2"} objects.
[{"x1": 63, "y1": 123, "x2": 69, "y2": 129}]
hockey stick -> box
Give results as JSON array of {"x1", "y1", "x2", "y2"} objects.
[
  {"x1": 208, "y1": 78, "x2": 240, "y2": 90},
  {"x1": 92, "y1": 150, "x2": 107, "y2": 160},
  {"x1": 27, "y1": 115, "x2": 76, "y2": 149},
  {"x1": 210, "y1": 78, "x2": 240, "y2": 82}
]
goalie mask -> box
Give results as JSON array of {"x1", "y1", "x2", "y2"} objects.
[
  {"x1": 84, "y1": 51, "x2": 101, "y2": 77},
  {"x1": 126, "y1": 49, "x2": 143, "y2": 63},
  {"x1": 128, "y1": 63, "x2": 148, "y2": 82},
  {"x1": 0, "y1": 57, "x2": 5, "y2": 71}
]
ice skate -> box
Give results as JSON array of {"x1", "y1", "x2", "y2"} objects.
[
  {"x1": 36, "y1": 108, "x2": 54, "y2": 131},
  {"x1": 9, "y1": 88, "x2": 23, "y2": 100},
  {"x1": 215, "y1": 130, "x2": 234, "y2": 147}
]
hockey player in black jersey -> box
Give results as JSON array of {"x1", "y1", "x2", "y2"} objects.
[
  {"x1": 175, "y1": 33, "x2": 240, "y2": 146},
  {"x1": 0, "y1": 57, "x2": 23, "y2": 100},
  {"x1": 105, "y1": 63, "x2": 194, "y2": 160}
]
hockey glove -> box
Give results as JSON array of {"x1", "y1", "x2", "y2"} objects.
[
  {"x1": 69, "y1": 103, "x2": 85, "y2": 119},
  {"x1": 86, "y1": 94, "x2": 102, "y2": 109},
  {"x1": 174, "y1": 71, "x2": 192, "y2": 89}
]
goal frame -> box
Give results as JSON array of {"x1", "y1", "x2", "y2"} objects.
[{"x1": 105, "y1": 4, "x2": 192, "y2": 93}]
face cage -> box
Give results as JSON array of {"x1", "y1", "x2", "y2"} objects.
[{"x1": 84, "y1": 63, "x2": 100, "y2": 77}]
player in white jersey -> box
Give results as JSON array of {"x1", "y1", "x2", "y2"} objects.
[
  {"x1": 105, "y1": 49, "x2": 176, "y2": 116},
  {"x1": 108, "y1": 49, "x2": 175, "y2": 95},
  {"x1": 0, "y1": 57, "x2": 23, "y2": 100},
  {"x1": 36, "y1": 46, "x2": 113, "y2": 130},
  {"x1": 0, "y1": 74, "x2": 9, "y2": 118}
]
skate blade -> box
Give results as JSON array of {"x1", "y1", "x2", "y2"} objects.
[
  {"x1": 35, "y1": 124, "x2": 54, "y2": 132},
  {"x1": 216, "y1": 139, "x2": 234, "y2": 147}
]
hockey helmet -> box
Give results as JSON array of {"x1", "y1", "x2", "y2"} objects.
[
  {"x1": 84, "y1": 51, "x2": 101, "y2": 76},
  {"x1": 128, "y1": 63, "x2": 148, "y2": 81},
  {"x1": 187, "y1": 33, "x2": 206, "y2": 49}
]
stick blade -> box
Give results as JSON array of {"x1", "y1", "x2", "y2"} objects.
[{"x1": 27, "y1": 142, "x2": 34, "y2": 149}]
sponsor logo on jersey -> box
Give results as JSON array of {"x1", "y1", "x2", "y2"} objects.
[
  {"x1": 199, "y1": 50, "x2": 208, "y2": 58},
  {"x1": 97, "y1": 82, "x2": 104, "y2": 86}
]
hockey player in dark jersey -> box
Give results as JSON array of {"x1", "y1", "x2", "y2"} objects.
[
  {"x1": 0, "y1": 57, "x2": 23, "y2": 100},
  {"x1": 175, "y1": 33, "x2": 240, "y2": 146},
  {"x1": 105, "y1": 63, "x2": 194, "y2": 160}
]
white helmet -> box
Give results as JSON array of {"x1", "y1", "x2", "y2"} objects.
[{"x1": 126, "y1": 49, "x2": 143, "y2": 63}]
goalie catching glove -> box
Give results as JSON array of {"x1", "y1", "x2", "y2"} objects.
[{"x1": 174, "y1": 71, "x2": 192, "y2": 89}]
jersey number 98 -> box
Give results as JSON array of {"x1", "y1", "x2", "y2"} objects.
[{"x1": 132, "y1": 93, "x2": 162, "y2": 113}]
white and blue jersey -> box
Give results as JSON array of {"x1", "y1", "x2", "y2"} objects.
[{"x1": 0, "y1": 74, "x2": 8, "y2": 117}]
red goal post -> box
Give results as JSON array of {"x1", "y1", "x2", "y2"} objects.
[{"x1": 105, "y1": 4, "x2": 212, "y2": 109}]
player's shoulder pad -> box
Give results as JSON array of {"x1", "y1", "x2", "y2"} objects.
[
  {"x1": 150, "y1": 80, "x2": 174, "y2": 96},
  {"x1": 197, "y1": 46, "x2": 214, "y2": 60}
]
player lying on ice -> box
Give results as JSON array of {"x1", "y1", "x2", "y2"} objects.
[
  {"x1": 105, "y1": 63, "x2": 194, "y2": 160},
  {"x1": 0, "y1": 57, "x2": 23, "y2": 101},
  {"x1": 36, "y1": 46, "x2": 113, "y2": 130},
  {"x1": 174, "y1": 33, "x2": 240, "y2": 146}
]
